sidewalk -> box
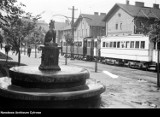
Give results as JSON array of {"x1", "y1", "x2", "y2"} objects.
[{"x1": 1, "y1": 49, "x2": 160, "y2": 108}]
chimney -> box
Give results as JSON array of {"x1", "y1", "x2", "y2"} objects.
[
  {"x1": 153, "y1": 4, "x2": 159, "y2": 9},
  {"x1": 100, "y1": 13, "x2": 106, "y2": 16},
  {"x1": 135, "y1": 2, "x2": 144, "y2": 7},
  {"x1": 94, "y1": 12, "x2": 99, "y2": 15},
  {"x1": 126, "y1": 0, "x2": 129, "y2": 5}
]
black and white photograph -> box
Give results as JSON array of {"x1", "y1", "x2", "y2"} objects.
[{"x1": 0, "y1": 0, "x2": 160, "y2": 111}]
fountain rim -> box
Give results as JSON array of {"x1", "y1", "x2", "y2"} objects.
[{"x1": 0, "y1": 77, "x2": 106, "y2": 101}]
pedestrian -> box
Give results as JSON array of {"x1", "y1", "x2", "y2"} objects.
[
  {"x1": 27, "y1": 46, "x2": 32, "y2": 57},
  {"x1": 4, "y1": 44, "x2": 10, "y2": 55}
]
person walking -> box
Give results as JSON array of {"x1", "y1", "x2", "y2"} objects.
[
  {"x1": 27, "y1": 46, "x2": 32, "y2": 57},
  {"x1": 4, "y1": 44, "x2": 10, "y2": 55}
]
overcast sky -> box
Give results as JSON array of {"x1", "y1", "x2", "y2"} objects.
[{"x1": 17, "y1": 0, "x2": 160, "y2": 23}]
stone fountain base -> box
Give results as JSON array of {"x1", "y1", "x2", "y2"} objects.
[
  {"x1": 0, "y1": 46, "x2": 105, "y2": 108},
  {"x1": 0, "y1": 65, "x2": 105, "y2": 108}
]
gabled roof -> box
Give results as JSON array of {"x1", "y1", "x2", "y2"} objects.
[
  {"x1": 103, "y1": 3, "x2": 160, "y2": 22},
  {"x1": 74, "y1": 13, "x2": 106, "y2": 27}
]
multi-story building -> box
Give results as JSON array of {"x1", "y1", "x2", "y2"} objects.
[
  {"x1": 74, "y1": 12, "x2": 106, "y2": 42},
  {"x1": 60, "y1": 12, "x2": 106, "y2": 46},
  {"x1": 103, "y1": 1, "x2": 160, "y2": 36}
]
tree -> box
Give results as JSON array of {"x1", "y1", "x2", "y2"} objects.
[
  {"x1": 64, "y1": 33, "x2": 73, "y2": 64},
  {"x1": 148, "y1": 19, "x2": 160, "y2": 87},
  {"x1": 141, "y1": 18, "x2": 160, "y2": 87},
  {"x1": 64, "y1": 33, "x2": 74, "y2": 46},
  {"x1": 1, "y1": 0, "x2": 42, "y2": 65},
  {"x1": 0, "y1": 0, "x2": 25, "y2": 29}
]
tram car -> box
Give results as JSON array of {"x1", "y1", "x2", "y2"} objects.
[
  {"x1": 62, "y1": 37, "x2": 97, "y2": 61},
  {"x1": 100, "y1": 34, "x2": 157, "y2": 70},
  {"x1": 62, "y1": 34, "x2": 158, "y2": 70}
]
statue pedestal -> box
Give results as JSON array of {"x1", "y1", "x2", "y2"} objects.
[{"x1": 39, "y1": 46, "x2": 61, "y2": 71}]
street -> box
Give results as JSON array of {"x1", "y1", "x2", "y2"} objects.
[{"x1": 1, "y1": 49, "x2": 160, "y2": 108}]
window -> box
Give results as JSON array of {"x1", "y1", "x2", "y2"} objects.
[
  {"x1": 117, "y1": 42, "x2": 120, "y2": 48},
  {"x1": 121, "y1": 42, "x2": 125, "y2": 48},
  {"x1": 120, "y1": 23, "x2": 122, "y2": 30},
  {"x1": 135, "y1": 41, "x2": 139, "y2": 48},
  {"x1": 103, "y1": 42, "x2": 105, "y2": 47},
  {"x1": 79, "y1": 42, "x2": 82, "y2": 47},
  {"x1": 113, "y1": 42, "x2": 116, "y2": 48},
  {"x1": 87, "y1": 41, "x2": 91, "y2": 47},
  {"x1": 110, "y1": 42, "x2": 113, "y2": 47},
  {"x1": 118, "y1": 13, "x2": 121, "y2": 17},
  {"x1": 94, "y1": 42, "x2": 97, "y2": 48},
  {"x1": 106, "y1": 42, "x2": 109, "y2": 47},
  {"x1": 140, "y1": 41, "x2": 145, "y2": 49},
  {"x1": 116, "y1": 24, "x2": 118, "y2": 30},
  {"x1": 130, "y1": 41, "x2": 134, "y2": 48},
  {"x1": 126, "y1": 41, "x2": 129, "y2": 48}
]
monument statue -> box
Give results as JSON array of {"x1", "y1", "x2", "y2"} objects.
[
  {"x1": 44, "y1": 20, "x2": 58, "y2": 46},
  {"x1": 39, "y1": 20, "x2": 61, "y2": 70}
]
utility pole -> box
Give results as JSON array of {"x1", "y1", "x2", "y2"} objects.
[
  {"x1": 157, "y1": 38, "x2": 160, "y2": 87},
  {"x1": 69, "y1": 6, "x2": 77, "y2": 60}
]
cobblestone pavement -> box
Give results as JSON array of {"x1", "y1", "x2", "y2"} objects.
[{"x1": 1, "y1": 49, "x2": 160, "y2": 108}]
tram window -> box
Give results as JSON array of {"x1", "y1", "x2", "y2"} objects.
[
  {"x1": 130, "y1": 41, "x2": 134, "y2": 48},
  {"x1": 94, "y1": 42, "x2": 97, "y2": 48},
  {"x1": 126, "y1": 41, "x2": 129, "y2": 48},
  {"x1": 153, "y1": 42, "x2": 156, "y2": 49},
  {"x1": 110, "y1": 42, "x2": 113, "y2": 47},
  {"x1": 79, "y1": 42, "x2": 82, "y2": 47},
  {"x1": 113, "y1": 42, "x2": 116, "y2": 48},
  {"x1": 103, "y1": 42, "x2": 105, "y2": 47},
  {"x1": 117, "y1": 42, "x2": 120, "y2": 48},
  {"x1": 140, "y1": 41, "x2": 145, "y2": 49},
  {"x1": 74, "y1": 42, "x2": 77, "y2": 46},
  {"x1": 87, "y1": 42, "x2": 91, "y2": 47},
  {"x1": 121, "y1": 42, "x2": 125, "y2": 48},
  {"x1": 135, "y1": 41, "x2": 139, "y2": 48},
  {"x1": 106, "y1": 42, "x2": 108, "y2": 47},
  {"x1": 64, "y1": 42, "x2": 66, "y2": 46}
]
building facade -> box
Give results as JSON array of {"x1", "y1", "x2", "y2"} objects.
[
  {"x1": 103, "y1": 1, "x2": 160, "y2": 36},
  {"x1": 74, "y1": 12, "x2": 106, "y2": 40}
]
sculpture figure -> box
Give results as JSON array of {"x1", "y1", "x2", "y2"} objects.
[
  {"x1": 44, "y1": 20, "x2": 57, "y2": 46},
  {"x1": 39, "y1": 20, "x2": 60, "y2": 70}
]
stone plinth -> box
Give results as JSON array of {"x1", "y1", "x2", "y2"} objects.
[{"x1": 39, "y1": 46, "x2": 61, "y2": 71}]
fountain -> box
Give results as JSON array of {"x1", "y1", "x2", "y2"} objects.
[{"x1": 0, "y1": 20, "x2": 105, "y2": 108}]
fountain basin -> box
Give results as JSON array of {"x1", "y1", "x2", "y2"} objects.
[{"x1": 9, "y1": 66, "x2": 90, "y2": 89}]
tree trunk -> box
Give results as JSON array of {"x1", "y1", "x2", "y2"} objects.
[
  {"x1": 35, "y1": 43, "x2": 37, "y2": 58},
  {"x1": 18, "y1": 37, "x2": 21, "y2": 66}
]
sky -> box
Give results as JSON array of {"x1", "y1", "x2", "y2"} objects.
[{"x1": 17, "y1": 0, "x2": 160, "y2": 23}]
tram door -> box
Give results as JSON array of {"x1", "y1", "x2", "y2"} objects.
[
  {"x1": 152, "y1": 41, "x2": 158, "y2": 63},
  {"x1": 83, "y1": 38, "x2": 87, "y2": 57},
  {"x1": 90, "y1": 39, "x2": 94, "y2": 58}
]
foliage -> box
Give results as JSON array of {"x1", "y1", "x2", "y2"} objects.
[
  {"x1": 0, "y1": 34, "x2": 3, "y2": 43},
  {"x1": 0, "y1": 0, "x2": 43, "y2": 65},
  {"x1": 64, "y1": 33, "x2": 74, "y2": 46},
  {"x1": 0, "y1": 0, "x2": 25, "y2": 28},
  {"x1": 148, "y1": 19, "x2": 160, "y2": 42}
]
